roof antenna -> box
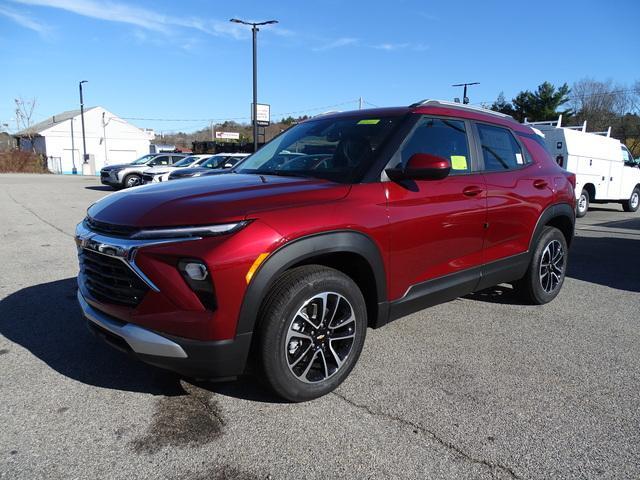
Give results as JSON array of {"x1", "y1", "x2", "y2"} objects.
[{"x1": 452, "y1": 82, "x2": 480, "y2": 104}]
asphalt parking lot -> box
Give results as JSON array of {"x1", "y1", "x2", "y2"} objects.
[{"x1": 1, "y1": 173, "x2": 639, "y2": 480}]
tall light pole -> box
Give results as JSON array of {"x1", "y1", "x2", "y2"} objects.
[
  {"x1": 452, "y1": 82, "x2": 480, "y2": 104},
  {"x1": 230, "y1": 18, "x2": 278, "y2": 152},
  {"x1": 79, "y1": 80, "x2": 88, "y2": 163},
  {"x1": 70, "y1": 117, "x2": 76, "y2": 174}
]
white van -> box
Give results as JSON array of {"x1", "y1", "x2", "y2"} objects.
[{"x1": 528, "y1": 116, "x2": 640, "y2": 217}]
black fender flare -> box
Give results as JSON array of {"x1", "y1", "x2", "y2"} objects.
[
  {"x1": 528, "y1": 202, "x2": 575, "y2": 251},
  {"x1": 235, "y1": 230, "x2": 387, "y2": 335}
]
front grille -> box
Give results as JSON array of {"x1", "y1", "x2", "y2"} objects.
[
  {"x1": 100, "y1": 171, "x2": 110, "y2": 178},
  {"x1": 84, "y1": 217, "x2": 138, "y2": 238},
  {"x1": 79, "y1": 248, "x2": 149, "y2": 307}
]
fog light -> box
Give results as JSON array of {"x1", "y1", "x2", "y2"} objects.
[
  {"x1": 184, "y1": 262, "x2": 208, "y2": 280},
  {"x1": 178, "y1": 259, "x2": 216, "y2": 310}
]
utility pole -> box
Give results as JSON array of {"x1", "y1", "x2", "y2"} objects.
[
  {"x1": 452, "y1": 82, "x2": 480, "y2": 104},
  {"x1": 79, "y1": 80, "x2": 88, "y2": 163},
  {"x1": 230, "y1": 18, "x2": 278, "y2": 152},
  {"x1": 359, "y1": 97, "x2": 364, "y2": 110},
  {"x1": 70, "y1": 118, "x2": 76, "y2": 174}
]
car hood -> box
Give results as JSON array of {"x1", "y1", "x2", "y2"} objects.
[
  {"x1": 88, "y1": 173, "x2": 350, "y2": 227},
  {"x1": 171, "y1": 166, "x2": 211, "y2": 177},
  {"x1": 101, "y1": 163, "x2": 131, "y2": 171},
  {"x1": 145, "y1": 165, "x2": 178, "y2": 174}
]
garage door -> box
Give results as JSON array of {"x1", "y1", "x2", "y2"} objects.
[{"x1": 107, "y1": 150, "x2": 137, "y2": 165}]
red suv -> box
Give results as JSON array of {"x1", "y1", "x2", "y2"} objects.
[{"x1": 76, "y1": 100, "x2": 576, "y2": 401}]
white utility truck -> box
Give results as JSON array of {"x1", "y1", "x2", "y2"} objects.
[{"x1": 528, "y1": 116, "x2": 640, "y2": 217}]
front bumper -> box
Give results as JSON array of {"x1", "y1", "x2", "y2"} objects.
[
  {"x1": 78, "y1": 289, "x2": 252, "y2": 378},
  {"x1": 100, "y1": 171, "x2": 120, "y2": 187}
]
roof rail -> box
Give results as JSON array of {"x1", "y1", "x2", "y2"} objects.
[
  {"x1": 525, "y1": 115, "x2": 612, "y2": 137},
  {"x1": 593, "y1": 127, "x2": 612, "y2": 137},
  {"x1": 524, "y1": 114, "x2": 563, "y2": 127},
  {"x1": 313, "y1": 110, "x2": 341, "y2": 117},
  {"x1": 409, "y1": 99, "x2": 515, "y2": 120}
]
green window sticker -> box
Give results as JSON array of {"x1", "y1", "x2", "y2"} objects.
[
  {"x1": 357, "y1": 119, "x2": 380, "y2": 125},
  {"x1": 450, "y1": 155, "x2": 468, "y2": 170}
]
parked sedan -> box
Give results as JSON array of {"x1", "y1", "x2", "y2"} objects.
[
  {"x1": 168, "y1": 153, "x2": 249, "y2": 180},
  {"x1": 141, "y1": 155, "x2": 214, "y2": 184}
]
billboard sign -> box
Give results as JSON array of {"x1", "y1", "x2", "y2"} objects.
[{"x1": 215, "y1": 131, "x2": 240, "y2": 140}]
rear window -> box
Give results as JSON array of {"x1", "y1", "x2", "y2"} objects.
[{"x1": 477, "y1": 124, "x2": 525, "y2": 171}]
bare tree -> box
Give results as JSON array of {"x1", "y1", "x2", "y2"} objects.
[
  {"x1": 571, "y1": 79, "x2": 640, "y2": 155},
  {"x1": 14, "y1": 97, "x2": 38, "y2": 153}
]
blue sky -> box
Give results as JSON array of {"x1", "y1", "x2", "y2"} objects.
[{"x1": 1, "y1": 0, "x2": 639, "y2": 134}]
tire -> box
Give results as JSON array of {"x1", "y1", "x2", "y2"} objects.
[
  {"x1": 257, "y1": 265, "x2": 367, "y2": 402},
  {"x1": 514, "y1": 226, "x2": 568, "y2": 305},
  {"x1": 576, "y1": 188, "x2": 589, "y2": 218},
  {"x1": 622, "y1": 187, "x2": 640, "y2": 213},
  {"x1": 123, "y1": 174, "x2": 142, "y2": 188}
]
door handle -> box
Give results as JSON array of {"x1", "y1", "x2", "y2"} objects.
[
  {"x1": 533, "y1": 179, "x2": 548, "y2": 189},
  {"x1": 462, "y1": 186, "x2": 483, "y2": 197}
]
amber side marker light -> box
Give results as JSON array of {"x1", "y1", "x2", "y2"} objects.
[{"x1": 246, "y1": 253, "x2": 269, "y2": 284}]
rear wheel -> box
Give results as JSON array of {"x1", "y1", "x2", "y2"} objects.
[
  {"x1": 576, "y1": 189, "x2": 589, "y2": 218},
  {"x1": 258, "y1": 265, "x2": 367, "y2": 402},
  {"x1": 513, "y1": 226, "x2": 568, "y2": 305},
  {"x1": 123, "y1": 174, "x2": 142, "y2": 188},
  {"x1": 622, "y1": 187, "x2": 640, "y2": 213}
]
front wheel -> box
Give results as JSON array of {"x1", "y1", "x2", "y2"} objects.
[
  {"x1": 258, "y1": 265, "x2": 367, "y2": 402},
  {"x1": 123, "y1": 174, "x2": 142, "y2": 188},
  {"x1": 576, "y1": 189, "x2": 589, "y2": 218},
  {"x1": 513, "y1": 226, "x2": 568, "y2": 305},
  {"x1": 622, "y1": 187, "x2": 640, "y2": 213}
]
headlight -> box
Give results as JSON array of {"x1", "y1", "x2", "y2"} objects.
[{"x1": 130, "y1": 222, "x2": 247, "y2": 239}]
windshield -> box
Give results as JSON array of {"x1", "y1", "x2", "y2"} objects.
[
  {"x1": 174, "y1": 156, "x2": 199, "y2": 167},
  {"x1": 236, "y1": 115, "x2": 402, "y2": 183},
  {"x1": 131, "y1": 154, "x2": 156, "y2": 165},
  {"x1": 200, "y1": 155, "x2": 229, "y2": 169}
]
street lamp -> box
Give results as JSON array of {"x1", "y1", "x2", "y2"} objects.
[
  {"x1": 230, "y1": 18, "x2": 278, "y2": 152},
  {"x1": 79, "y1": 80, "x2": 88, "y2": 164}
]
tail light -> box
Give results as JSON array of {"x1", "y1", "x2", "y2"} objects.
[{"x1": 565, "y1": 172, "x2": 576, "y2": 189}]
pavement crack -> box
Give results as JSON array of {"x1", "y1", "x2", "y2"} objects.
[
  {"x1": 5, "y1": 189, "x2": 73, "y2": 238},
  {"x1": 332, "y1": 391, "x2": 521, "y2": 480}
]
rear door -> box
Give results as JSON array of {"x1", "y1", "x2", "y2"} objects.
[
  {"x1": 474, "y1": 122, "x2": 554, "y2": 266},
  {"x1": 386, "y1": 115, "x2": 487, "y2": 300}
]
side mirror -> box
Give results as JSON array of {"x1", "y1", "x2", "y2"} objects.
[{"x1": 386, "y1": 153, "x2": 451, "y2": 181}]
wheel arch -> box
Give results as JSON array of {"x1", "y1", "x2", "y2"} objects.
[
  {"x1": 582, "y1": 183, "x2": 596, "y2": 200},
  {"x1": 236, "y1": 230, "x2": 388, "y2": 336},
  {"x1": 529, "y1": 203, "x2": 575, "y2": 250}
]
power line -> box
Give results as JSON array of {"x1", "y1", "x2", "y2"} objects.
[{"x1": 119, "y1": 99, "x2": 363, "y2": 123}]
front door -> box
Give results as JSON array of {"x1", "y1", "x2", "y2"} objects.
[{"x1": 386, "y1": 116, "x2": 487, "y2": 302}]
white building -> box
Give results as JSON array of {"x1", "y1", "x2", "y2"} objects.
[{"x1": 16, "y1": 107, "x2": 153, "y2": 174}]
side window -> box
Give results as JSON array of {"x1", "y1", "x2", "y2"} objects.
[
  {"x1": 477, "y1": 124, "x2": 525, "y2": 171},
  {"x1": 621, "y1": 146, "x2": 633, "y2": 163},
  {"x1": 157, "y1": 156, "x2": 170, "y2": 166},
  {"x1": 171, "y1": 155, "x2": 183, "y2": 164},
  {"x1": 400, "y1": 117, "x2": 471, "y2": 174}
]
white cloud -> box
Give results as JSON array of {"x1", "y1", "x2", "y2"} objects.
[
  {"x1": 313, "y1": 37, "x2": 358, "y2": 52},
  {"x1": 371, "y1": 42, "x2": 429, "y2": 52},
  {"x1": 0, "y1": 4, "x2": 50, "y2": 36},
  {"x1": 9, "y1": 0, "x2": 284, "y2": 40}
]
